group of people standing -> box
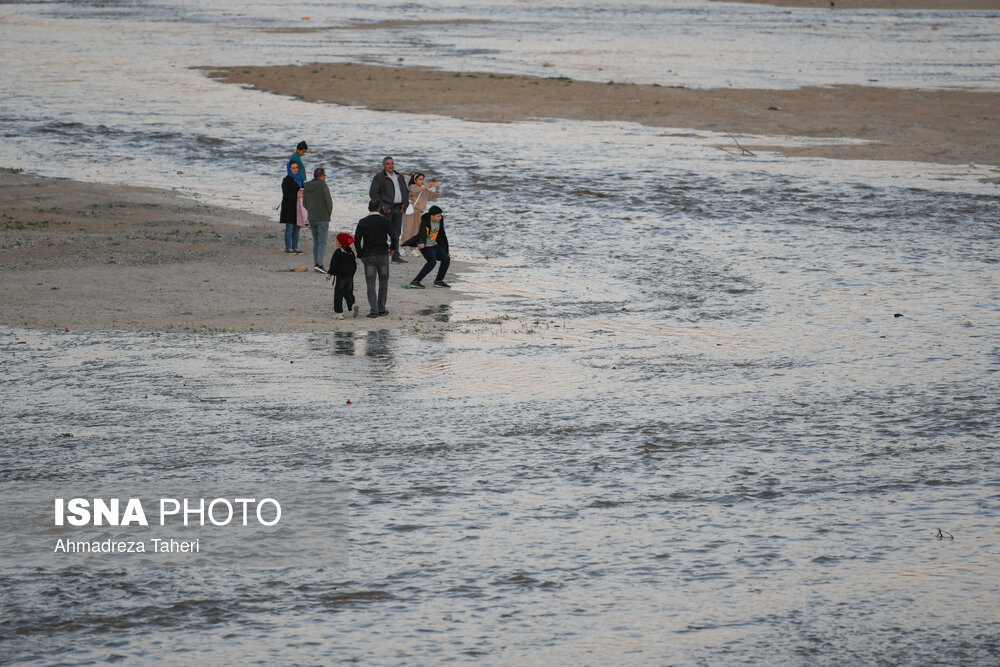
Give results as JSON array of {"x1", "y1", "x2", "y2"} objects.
[
  {"x1": 279, "y1": 145, "x2": 452, "y2": 320},
  {"x1": 279, "y1": 141, "x2": 331, "y2": 271}
]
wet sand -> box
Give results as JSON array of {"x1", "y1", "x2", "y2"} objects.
[
  {"x1": 207, "y1": 63, "x2": 1000, "y2": 169},
  {"x1": 0, "y1": 170, "x2": 470, "y2": 333}
]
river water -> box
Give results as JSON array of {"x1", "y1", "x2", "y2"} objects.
[{"x1": 1, "y1": 1, "x2": 999, "y2": 665}]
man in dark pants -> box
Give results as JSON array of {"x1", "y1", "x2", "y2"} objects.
[
  {"x1": 369, "y1": 156, "x2": 409, "y2": 264},
  {"x1": 354, "y1": 200, "x2": 398, "y2": 318}
]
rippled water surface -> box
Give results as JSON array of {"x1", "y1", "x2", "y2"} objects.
[{"x1": 1, "y1": 0, "x2": 999, "y2": 664}]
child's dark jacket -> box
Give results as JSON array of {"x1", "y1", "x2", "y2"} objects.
[{"x1": 328, "y1": 247, "x2": 357, "y2": 279}]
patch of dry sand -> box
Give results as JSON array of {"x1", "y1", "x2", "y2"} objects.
[
  {"x1": 263, "y1": 19, "x2": 493, "y2": 33},
  {"x1": 0, "y1": 170, "x2": 471, "y2": 334},
  {"x1": 207, "y1": 63, "x2": 1000, "y2": 169}
]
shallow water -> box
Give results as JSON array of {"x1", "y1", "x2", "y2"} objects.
[{"x1": 2, "y1": 0, "x2": 1000, "y2": 664}]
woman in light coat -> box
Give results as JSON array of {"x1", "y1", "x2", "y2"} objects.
[{"x1": 401, "y1": 173, "x2": 439, "y2": 256}]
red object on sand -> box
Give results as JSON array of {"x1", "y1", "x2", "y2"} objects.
[{"x1": 346, "y1": 400, "x2": 352, "y2": 405}]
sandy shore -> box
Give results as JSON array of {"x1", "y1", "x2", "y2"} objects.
[
  {"x1": 207, "y1": 63, "x2": 999, "y2": 170},
  {"x1": 0, "y1": 170, "x2": 471, "y2": 334},
  {"x1": 717, "y1": 0, "x2": 1000, "y2": 9}
]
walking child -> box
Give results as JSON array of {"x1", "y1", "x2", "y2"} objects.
[{"x1": 326, "y1": 232, "x2": 360, "y2": 319}]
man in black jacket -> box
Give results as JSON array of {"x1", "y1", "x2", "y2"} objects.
[
  {"x1": 354, "y1": 200, "x2": 397, "y2": 318},
  {"x1": 368, "y1": 156, "x2": 409, "y2": 264}
]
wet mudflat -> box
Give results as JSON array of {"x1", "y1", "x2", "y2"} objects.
[
  {"x1": 1, "y1": 0, "x2": 999, "y2": 663},
  {"x1": 3, "y1": 170, "x2": 998, "y2": 661}
]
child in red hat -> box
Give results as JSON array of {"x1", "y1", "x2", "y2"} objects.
[{"x1": 326, "y1": 232, "x2": 359, "y2": 318}]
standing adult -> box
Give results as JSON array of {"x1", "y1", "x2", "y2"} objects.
[
  {"x1": 404, "y1": 205, "x2": 451, "y2": 288},
  {"x1": 279, "y1": 161, "x2": 305, "y2": 254},
  {"x1": 303, "y1": 167, "x2": 333, "y2": 272},
  {"x1": 289, "y1": 141, "x2": 308, "y2": 179},
  {"x1": 401, "y1": 173, "x2": 440, "y2": 256},
  {"x1": 369, "y1": 156, "x2": 409, "y2": 264},
  {"x1": 354, "y1": 200, "x2": 397, "y2": 318}
]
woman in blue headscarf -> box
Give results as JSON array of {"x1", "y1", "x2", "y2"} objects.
[{"x1": 280, "y1": 160, "x2": 304, "y2": 253}]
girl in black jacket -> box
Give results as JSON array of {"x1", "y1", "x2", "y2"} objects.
[{"x1": 403, "y1": 206, "x2": 450, "y2": 288}]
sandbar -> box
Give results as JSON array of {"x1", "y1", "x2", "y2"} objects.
[
  {"x1": 207, "y1": 63, "x2": 1000, "y2": 169},
  {"x1": 0, "y1": 170, "x2": 470, "y2": 334}
]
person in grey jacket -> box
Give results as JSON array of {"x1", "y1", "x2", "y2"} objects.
[
  {"x1": 369, "y1": 156, "x2": 409, "y2": 264},
  {"x1": 303, "y1": 167, "x2": 333, "y2": 272}
]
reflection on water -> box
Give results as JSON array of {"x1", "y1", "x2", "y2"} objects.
[
  {"x1": 363, "y1": 330, "x2": 396, "y2": 362},
  {"x1": 417, "y1": 304, "x2": 452, "y2": 322},
  {"x1": 329, "y1": 330, "x2": 357, "y2": 357}
]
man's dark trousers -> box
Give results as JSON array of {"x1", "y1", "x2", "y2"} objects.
[
  {"x1": 388, "y1": 204, "x2": 405, "y2": 262},
  {"x1": 362, "y1": 254, "x2": 390, "y2": 314}
]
